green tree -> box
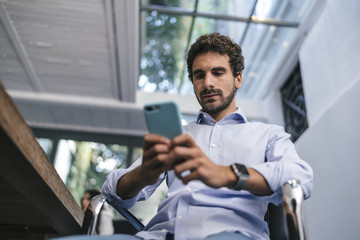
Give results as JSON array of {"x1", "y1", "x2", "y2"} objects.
[{"x1": 141, "y1": 0, "x2": 190, "y2": 92}]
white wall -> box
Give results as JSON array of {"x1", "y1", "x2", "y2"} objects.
[{"x1": 296, "y1": 0, "x2": 360, "y2": 239}]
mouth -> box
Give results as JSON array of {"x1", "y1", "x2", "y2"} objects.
[
  {"x1": 200, "y1": 89, "x2": 222, "y2": 100},
  {"x1": 201, "y1": 93, "x2": 219, "y2": 101}
]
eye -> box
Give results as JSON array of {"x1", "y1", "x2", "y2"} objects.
[
  {"x1": 194, "y1": 72, "x2": 204, "y2": 80},
  {"x1": 213, "y1": 71, "x2": 223, "y2": 76}
]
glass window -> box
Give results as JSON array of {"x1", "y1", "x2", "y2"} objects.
[
  {"x1": 240, "y1": 24, "x2": 298, "y2": 98},
  {"x1": 132, "y1": 146, "x2": 143, "y2": 163},
  {"x1": 52, "y1": 139, "x2": 129, "y2": 203},
  {"x1": 139, "y1": 11, "x2": 192, "y2": 93},
  {"x1": 140, "y1": 0, "x2": 196, "y2": 9},
  {"x1": 35, "y1": 136, "x2": 165, "y2": 225},
  {"x1": 139, "y1": 0, "x2": 315, "y2": 100},
  {"x1": 254, "y1": 0, "x2": 313, "y2": 22},
  {"x1": 197, "y1": 0, "x2": 255, "y2": 18},
  {"x1": 281, "y1": 62, "x2": 308, "y2": 142},
  {"x1": 36, "y1": 138, "x2": 53, "y2": 158}
]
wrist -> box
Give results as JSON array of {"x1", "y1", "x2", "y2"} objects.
[
  {"x1": 226, "y1": 166, "x2": 238, "y2": 188},
  {"x1": 228, "y1": 163, "x2": 249, "y2": 191}
]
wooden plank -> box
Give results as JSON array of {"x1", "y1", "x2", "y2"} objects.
[{"x1": 0, "y1": 81, "x2": 83, "y2": 236}]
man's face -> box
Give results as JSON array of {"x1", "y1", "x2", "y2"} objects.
[
  {"x1": 192, "y1": 52, "x2": 242, "y2": 116},
  {"x1": 81, "y1": 192, "x2": 91, "y2": 212}
]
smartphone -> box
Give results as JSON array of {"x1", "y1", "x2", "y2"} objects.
[{"x1": 144, "y1": 101, "x2": 184, "y2": 139}]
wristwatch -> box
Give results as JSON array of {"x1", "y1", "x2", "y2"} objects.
[{"x1": 230, "y1": 163, "x2": 249, "y2": 190}]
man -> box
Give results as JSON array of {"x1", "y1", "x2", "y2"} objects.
[
  {"x1": 57, "y1": 33, "x2": 313, "y2": 240},
  {"x1": 101, "y1": 33, "x2": 313, "y2": 240}
]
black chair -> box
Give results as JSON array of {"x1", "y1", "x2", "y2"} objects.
[{"x1": 82, "y1": 179, "x2": 307, "y2": 240}]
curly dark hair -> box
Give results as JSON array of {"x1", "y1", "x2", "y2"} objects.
[{"x1": 187, "y1": 32, "x2": 245, "y2": 81}]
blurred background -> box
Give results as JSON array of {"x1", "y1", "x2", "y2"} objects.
[{"x1": 0, "y1": 0, "x2": 359, "y2": 238}]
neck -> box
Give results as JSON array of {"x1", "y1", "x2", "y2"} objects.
[{"x1": 206, "y1": 105, "x2": 237, "y2": 122}]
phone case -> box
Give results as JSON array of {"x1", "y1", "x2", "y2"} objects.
[{"x1": 144, "y1": 101, "x2": 184, "y2": 139}]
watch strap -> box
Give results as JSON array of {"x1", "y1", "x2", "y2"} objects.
[{"x1": 230, "y1": 163, "x2": 249, "y2": 190}]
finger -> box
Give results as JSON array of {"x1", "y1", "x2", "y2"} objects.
[
  {"x1": 164, "y1": 145, "x2": 196, "y2": 170},
  {"x1": 180, "y1": 170, "x2": 201, "y2": 185},
  {"x1": 139, "y1": 160, "x2": 168, "y2": 185},
  {"x1": 143, "y1": 153, "x2": 168, "y2": 169},
  {"x1": 173, "y1": 158, "x2": 197, "y2": 178},
  {"x1": 171, "y1": 133, "x2": 197, "y2": 148},
  {"x1": 143, "y1": 134, "x2": 170, "y2": 150},
  {"x1": 143, "y1": 143, "x2": 171, "y2": 162}
]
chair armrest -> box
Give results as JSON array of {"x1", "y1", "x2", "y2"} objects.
[
  {"x1": 81, "y1": 194, "x2": 107, "y2": 235},
  {"x1": 282, "y1": 179, "x2": 308, "y2": 240},
  {"x1": 106, "y1": 196, "x2": 145, "y2": 232},
  {"x1": 81, "y1": 194, "x2": 144, "y2": 235}
]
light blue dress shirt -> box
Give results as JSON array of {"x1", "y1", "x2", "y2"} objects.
[{"x1": 102, "y1": 108, "x2": 313, "y2": 240}]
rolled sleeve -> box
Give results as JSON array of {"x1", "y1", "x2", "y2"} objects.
[
  {"x1": 250, "y1": 126, "x2": 313, "y2": 205},
  {"x1": 101, "y1": 156, "x2": 168, "y2": 209},
  {"x1": 101, "y1": 162, "x2": 141, "y2": 209}
]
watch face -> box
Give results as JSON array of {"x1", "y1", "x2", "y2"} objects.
[
  {"x1": 235, "y1": 163, "x2": 249, "y2": 175},
  {"x1": 232, "y1": 163, "x2": 249, "y2": 190}
]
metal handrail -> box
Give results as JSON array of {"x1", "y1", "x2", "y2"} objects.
[
  {"x1": 282, "y1": 179, "x2": 308, "y2": 240},
  {"x1": 81, "y1": 194, "x2": 107, "y2": 235}
]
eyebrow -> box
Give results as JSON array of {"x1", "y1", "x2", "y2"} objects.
[
  {"x1": 193, "y1": 66, "x2": 227, "y2": 75},
  {"x1": 193, "y1": 69, "x2": 204, "y2": 75},
  {"x1": 212, "y1": 67, "x2": 227, "y2": 72}
]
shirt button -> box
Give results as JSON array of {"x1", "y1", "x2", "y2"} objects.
[
  {"x1": 161, "y1": 229, "x2": 166, "y2": 233},
  {"x1": 211, "y1": 143, "x2": 216, "y2": 148},
  {"x1": 186, "y1": 187, "x2": 192, "y2": 192},
  {"x1": 216, "y1": 124, "x2": 220, "y2": 128},
  {"x1": 178, "y1": 215, "x2": 182, "y2": 219}
]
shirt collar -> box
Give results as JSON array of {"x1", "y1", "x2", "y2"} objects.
[{"x1": 196, "y1": 108, "x2": 247, "y2": 125}]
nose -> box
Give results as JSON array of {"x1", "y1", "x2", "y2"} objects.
[{"x1": 203, "y1": 73, "x2": 215, "y2": 89}]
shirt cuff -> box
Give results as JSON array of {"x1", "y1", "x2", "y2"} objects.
[{"x1": 101, "y1": 168, "x2": 139, "y2": 209}]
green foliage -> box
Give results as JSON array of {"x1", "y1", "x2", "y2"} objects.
[
  {"x1": 66, "y1": 141, "x2": 92, "y2": 204},
  {"x1": 140, "y1": 0, "x2": 191, "y2": 92},
  {"x1": 65, "y1": 141, "x2": 129, "y2": 204}
]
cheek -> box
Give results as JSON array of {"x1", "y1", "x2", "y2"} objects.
[
  {"x1": 222, "y1": 81, "x2": 234, "y2": 93},
  {"x1": 193, "y1": 82, "x2": 203, "y2": 93}
]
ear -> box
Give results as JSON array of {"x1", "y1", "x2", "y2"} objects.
[{"x1": 235, "y1": 72, "x2": 242, "y2": 89}]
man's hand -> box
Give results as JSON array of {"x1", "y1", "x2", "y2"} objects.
[
  {"x1": 165, "y1": 134, "x2": 273, "y2": 195},
  {"x1": 165, "y1": 134, "x2": 235, "y2": 188},
  {"x1": 116, "y1": 134, "x2": 171, "y2": 199},
  {"x1": 140, "y1": 134, "x2": 171, "y2": 185},
  {"x1": 117, "y1": 133, "x2": 272, "y2": 199}
]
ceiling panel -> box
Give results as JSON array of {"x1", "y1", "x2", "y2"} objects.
[
  {"x1": 0, "y1": 20, "x2": 31, "y2": 90},
  {"x1": 4, "y1": 0, "x2": 117, "y2": 98}
]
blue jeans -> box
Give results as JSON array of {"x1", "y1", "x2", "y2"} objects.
[{"x1": 53, "y1": 231, "x2": 254, "y2": 240}]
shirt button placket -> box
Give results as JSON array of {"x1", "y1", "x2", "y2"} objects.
[
  {"x1": 175, "y1": 189, "x2": 191, "y2": 239},
  {"x1": 209, "y1": 124, "x2": 221, "y2": 162}
]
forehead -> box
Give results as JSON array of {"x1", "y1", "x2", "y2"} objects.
[
  {"x1": 192, "y1": 52, "x2": 231, "y2": 72},
  {"x1": 84, "y1": 192, "x2": 91, "y2": 198}
]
